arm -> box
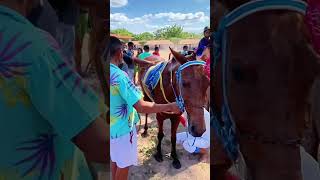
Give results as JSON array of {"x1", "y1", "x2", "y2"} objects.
[
  {"x1": 134, "y1": 100, "x2": 180, "y2": 114},
  {"x1": 132, "y1": 57, "x2": 156, "y2": 66},
  {"x1": 27, "y1": 33, "x2": 108, "y2": 164},
  {"x1": 72, "y1": 114, "x2": 108, "y2": 163}
]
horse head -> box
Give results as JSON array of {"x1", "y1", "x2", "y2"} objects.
[
  {"x1": 169, "y1": 47, "x2": 209, "y2": 137},
  {"x1": 212, "y1": 0, "x2": 320, "y2": 179}
]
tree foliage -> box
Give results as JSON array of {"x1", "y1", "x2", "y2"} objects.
[
  {"x1": 111, "y1": 25, "x2": 202, "y2": 41},
  {"x1": 134, "y1": 32, "x2": 154, "y2": 41},
  {"x1": 154, "y1": 25, "x2": 184, "y2": 39},
  {"x1": 111, "y1": 28, "x2": 134, "y2": 37}
]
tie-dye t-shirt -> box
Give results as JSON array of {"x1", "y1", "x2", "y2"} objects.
[
  {"x1": 0, "y1": 5, "x2": 105, "y2": 180},
  {"x1": 110, "y1": 64, "x2": 143, "y2": 139}
]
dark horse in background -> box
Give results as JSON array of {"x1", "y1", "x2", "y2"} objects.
[
  {"x1": 212, "y1": 0, "x2": 320, "y2": 180},
  {"x1": 138, "y1": 48, "x2": 209, "y2": 169}
]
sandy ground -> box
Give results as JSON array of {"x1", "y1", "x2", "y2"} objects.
[{"x1": 129, "y1": 113, "x2": 210, "y2": 180}]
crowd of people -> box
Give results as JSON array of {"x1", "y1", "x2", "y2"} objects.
[{"x1": 117, "y1": 25, "x2": 212, "y2": 84}]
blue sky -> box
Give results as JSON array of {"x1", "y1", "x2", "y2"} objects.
[{"x1": 110, "y1": 0, "x2": 210, "y2": 34}]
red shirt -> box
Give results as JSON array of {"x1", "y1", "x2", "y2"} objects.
[{"x1": 153, "y1": 51, "x2": 160, "y2": 56}]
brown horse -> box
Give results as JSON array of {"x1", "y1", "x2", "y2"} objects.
[
  {"x1": 212, "y1": 0, "x2": 320, "y2": 179},
  {"x1": 138, "y1": 48, "x2": 209, "y2": 169}
]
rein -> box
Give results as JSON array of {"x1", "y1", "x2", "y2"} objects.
[{"x1": 213, "y1": 0, "x2": 307, "y2": 161}]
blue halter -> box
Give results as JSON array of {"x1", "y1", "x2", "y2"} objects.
[
  {"x1": 213, "y1": 0, "x2": 307, "y2": 161},
  {"x1": 173, "y1": 60, "x2": 206, "y2": 112}
]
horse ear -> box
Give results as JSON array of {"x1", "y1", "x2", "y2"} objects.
[{"x1": 169, "y1": 47, "x2": 188, "y2": 64}]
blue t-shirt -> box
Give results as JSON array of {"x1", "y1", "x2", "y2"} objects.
[
  {"x1": 0, "y1": 5, "x2": 105, "y2": 180},
  {"x1": 110, "y1": 64, "x2": 143, "y2": 139},
  {"x1": 196, "y1": 37, "x2": 209, "y2": 56}
]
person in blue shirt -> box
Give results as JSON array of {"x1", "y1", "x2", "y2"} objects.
[
  {"x1": 124, "y1": 42, "x2": 135, "y2": 81},
  {"x1": 110, "y1": 36, "x2": 180, "y2": 180},
  {"x1": 196, "y1": 26, "x2": 211, "y2": 57}
]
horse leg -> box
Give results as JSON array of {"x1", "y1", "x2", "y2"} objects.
[
  {"x1": 170, "y1": 117, "x2": 181, "y2": 169},
  {"x1": 141, "y1": 113, "x2": 149, "y2": 137},
  {"x1": 154, "y1": 113, "x2": 165, "y2": 162}
]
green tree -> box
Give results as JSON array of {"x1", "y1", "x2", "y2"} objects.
[
  {"x1": 111, "y1": 28, "x2": 134, "y2": 37},
  {"x1": 134, "y1": 32, "x2": 154, "y2": 41},
  {"x1": 181, "y1": 32, "x2": 202, "y2": 39},
  {"x1": 154, "y1": 25, "x2": 184, "y2": 39}
]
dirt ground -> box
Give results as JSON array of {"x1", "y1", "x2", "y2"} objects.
[{"x1": 129, "y1": 113, "x2": 210, "y2": 180}]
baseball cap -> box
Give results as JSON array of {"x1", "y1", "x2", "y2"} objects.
[{"x1": 203, "y1": 26, "x2": 210, "y2": 32}]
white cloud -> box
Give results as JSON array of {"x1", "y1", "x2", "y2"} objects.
[
  {"x1": 111, "y1": 12, "x2": 209, "y2": 23},
  {"x1": 110, "y1": 0, "x2": 128, "y2": 8},
  {"x1": 110, "y1": 11, "x2": 210, "y2": 34},
  {"x1": 153, "y1": 12, "x2": 209, "y2": 22},
  {"x1": 110, "y1": 13, "x2": 146, "y2": 24}
]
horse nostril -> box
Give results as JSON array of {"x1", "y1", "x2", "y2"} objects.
[{"x1": 191, "y1": 126, "x2": 195, "y2": 133}]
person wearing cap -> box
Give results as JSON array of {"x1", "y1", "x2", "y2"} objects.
[{"x1": 196, "y1": 26, "x2": 211, "y2": 57}]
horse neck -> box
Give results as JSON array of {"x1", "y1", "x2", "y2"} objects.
[{"x1": 160, "y1": 60, "x2": 180, "y2": 102}]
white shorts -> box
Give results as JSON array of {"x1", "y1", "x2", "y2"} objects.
[{"x1": 110, "y1": 127, "x2": 138, "y2": 168}]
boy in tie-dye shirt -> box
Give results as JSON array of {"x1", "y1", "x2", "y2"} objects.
[{"x1": 110, "y1": 36, "x2": 180, "y2": 180}]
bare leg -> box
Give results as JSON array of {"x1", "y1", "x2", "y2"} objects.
[{"x1": 170, "y1": 117, "x2": 181, "y2": 169}]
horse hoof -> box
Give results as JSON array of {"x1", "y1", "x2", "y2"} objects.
[
  {"x1": 172, "y1": 159, "x2": 181, "y2": 169},
  {"x1": 154, "y1": 153, "x2": 163, "y2": 162}
]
